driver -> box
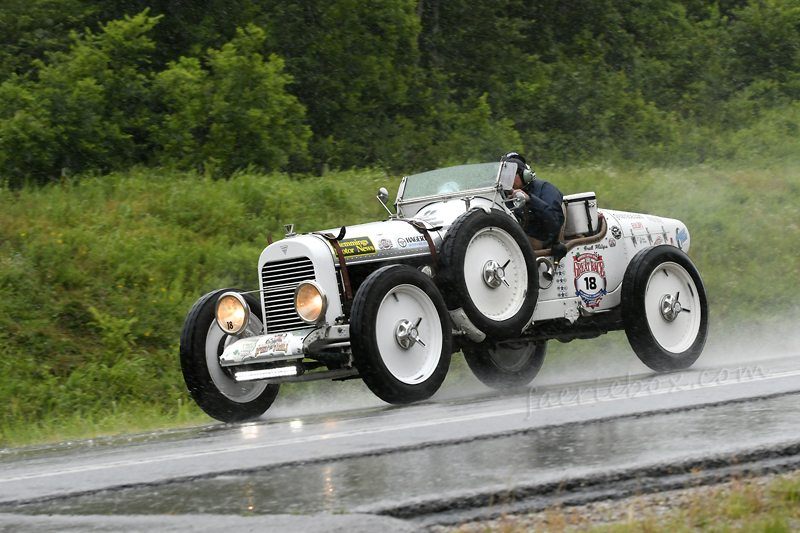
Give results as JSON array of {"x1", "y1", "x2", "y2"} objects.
[{"x1": 501, "y1": 152, "x2": 565, "y2": 250}]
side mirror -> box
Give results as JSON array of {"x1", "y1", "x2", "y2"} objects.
[
  {"x1": 377, "y1": 187, "x2": 395, "y2": 218},
  {"x1": 378, "y1": 187, "x2": 389, "y2": 204}
]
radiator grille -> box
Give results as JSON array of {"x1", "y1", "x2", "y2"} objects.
[{"x1": 261, "y1": 257, "x2": 316, "y2": 333}]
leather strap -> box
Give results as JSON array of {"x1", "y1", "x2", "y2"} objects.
[
  {"x1": 401, "y1": 219, "x2": 441, "y2": 274},
  {"x1": 313, "y1": 227, "x2": 352, "y2": 302}
]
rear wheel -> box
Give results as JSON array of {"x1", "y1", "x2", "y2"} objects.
[
  {"x1": 180, "y1": 289, "x2": 280, "y2": 422},
  {"x1": 463, "y1": 340, "x2": 547, "y2": 389},
  {"x1": 351, "y1": 265, "x2": 452, "y2": 404},
  {"x1": 622, "y1": 247, "x2": 709, "y2": 371}
]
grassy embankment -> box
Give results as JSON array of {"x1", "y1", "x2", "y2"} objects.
[
  {"x1": 1, "y1": 162, "x2": 799, "y2": 447},
  {"x1": 454, "y1": 472, "x2": 800, "y2": 532}
]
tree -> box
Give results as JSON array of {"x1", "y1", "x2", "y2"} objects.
[
  {"x1": 0, "y1": 12, "x2": 159, "y2": 186},
  {"x1": 255, "y1": 0, "x2": 422, "y2": 169},
  {"x1": 0, "y1": 0, "x2": 96, "y2": 83},
  {"x1": 152, "y1": 25, "x2": 311, "y2": 175},
  {"x1": 81, "y1": 0, "x2": 261, "y2": 68}
]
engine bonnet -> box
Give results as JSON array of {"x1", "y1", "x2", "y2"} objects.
[{"x1": 315, "y1": 219, "x2": 443, "y2": 264}]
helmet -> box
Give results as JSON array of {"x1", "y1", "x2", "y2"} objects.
[
  {"x1": 501, "y1": 151, "x2": 527, "y2": 166},
  {"x1": 500, "y1": 152, "x2": 534, "y2": 184}
]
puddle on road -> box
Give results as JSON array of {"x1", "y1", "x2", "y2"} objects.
[{"x1": 12, "y1": 394, "x2": 800, "y2": 516}]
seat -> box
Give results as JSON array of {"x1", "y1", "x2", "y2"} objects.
[
  {"x1": 534, "y1": 214, "x2": 607, "y2": 258},
  {"x1": 527, "y1": 203, "x2": 567, "y2": 251}
]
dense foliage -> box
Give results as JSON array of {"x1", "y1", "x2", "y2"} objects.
[{"x1": 4, "y1": 0, "x2": 800, "y2": 184}]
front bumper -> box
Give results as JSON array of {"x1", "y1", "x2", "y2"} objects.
[{"x1": 219, "y1": 325, "x2": 350, "y2": 367}]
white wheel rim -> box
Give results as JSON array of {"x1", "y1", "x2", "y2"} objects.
[
  {"x1": 205, "y1": 316, "x2": 268, "y2": 403},
  {"x1": 644, "y1": 262, "x2": 702, "y2": 354},
  {"x1": 375, "y1": 284, "x2": 443, "y2": 385},
  {"x1": 463, "y1": 227, "x2": 528, "y2": 321}
]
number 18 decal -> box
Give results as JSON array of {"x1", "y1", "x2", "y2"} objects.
[{"x1": 574, "y1": 252, "x2": 607, "y2": 309}]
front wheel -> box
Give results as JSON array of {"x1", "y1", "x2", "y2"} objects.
[
  {"x1": 622, "y1": 246, "x2": 709, "y2": 371},
  {"x1": 463, "y1": 341, "x2": 547, "y2": 389},
  {"x1": 180, "y1": 289, "x2": 280, "y2": 422},
  {"x1": 351, "y1": 265, "x2": 452, "y2": 404}
]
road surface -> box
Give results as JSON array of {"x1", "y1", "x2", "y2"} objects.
[{"x1": 2, "y1": 330, "x2": 800, "y2": 532}]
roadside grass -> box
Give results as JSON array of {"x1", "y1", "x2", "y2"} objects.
[
  {"x1": 0, "y1": 167, "x2": 393, "y2": 447},
  {"x1": 0, "y1": 400, "x2": 208, "y2": 447},
  {"x1": 0, "y1": 161, "x2": 798, "y2": 447},
  {"x1": 464, "y1": 471, "x2": 800, "y2": 532}
]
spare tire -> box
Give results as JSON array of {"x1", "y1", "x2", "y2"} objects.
[{"x1": 438, "y1": 209, "x2": 538, "y2": 339}]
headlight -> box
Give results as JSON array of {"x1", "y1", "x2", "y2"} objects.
[
  {"x1": 216, "y1": 292, "x2": 250, "y2": 335},
  {"x1": 295, "y1": 282, "x2": 327, "y2": 324}
]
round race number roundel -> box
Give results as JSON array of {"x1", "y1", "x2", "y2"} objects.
[{"x1": 573, "y1": 252, "x2": 607, "y2": 309}]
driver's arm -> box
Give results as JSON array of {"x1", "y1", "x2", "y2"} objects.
[{"x1": 524, "y1": 182, "x2": 565, "y2": 236}]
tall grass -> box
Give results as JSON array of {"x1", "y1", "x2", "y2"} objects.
[
  {"x1": 0, "y1": 167, "x2": 393, "y2": 446},
  {"x1": 0, "y1": 162, "x2": 797, "y2": 447}
]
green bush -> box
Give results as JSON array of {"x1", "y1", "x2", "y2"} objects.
[
  {"x1": 0, "y1": 14, "x2": 310, "y2": 185},
  {"x1": 0, "y1": 12, "x2": 158, "y2": 186},
  {"x1": 152, "y1": 24, "x2": 310, "y2": 175}
]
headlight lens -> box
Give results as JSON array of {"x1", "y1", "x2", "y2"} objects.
[
  {"x1": 295, "y1": 282, "x2": 327, "y2": 323},
  {"x1": 216, "y1": 292, "x2": 250, "y2": 335}
]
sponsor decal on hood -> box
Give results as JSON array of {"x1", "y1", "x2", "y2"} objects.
[{"x1": 337, "y1": 237, "x2": 376, "y2": 257}]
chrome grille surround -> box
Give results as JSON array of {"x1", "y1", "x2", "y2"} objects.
[{"x1": 261, "y1": 257, "x2": 316, "y2": 333}]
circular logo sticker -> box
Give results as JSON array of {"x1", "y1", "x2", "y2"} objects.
[{"x1": 573, "y1": 252, "x2": 607, "y2": 309}]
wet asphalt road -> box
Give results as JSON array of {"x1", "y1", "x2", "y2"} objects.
[{"x1": 2, "y1": 346, "x2": 800, "y2": 532}]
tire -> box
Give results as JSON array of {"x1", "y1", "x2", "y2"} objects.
[
  {"x1": 622, "y1": 246, "x2": 709, "y2": 371},
  {"x1": 351, "y1": 265, "x2": 452, "y2": 404},
  {"x1": 463, "y1": 341, "x2": 547, "y2": 390},
  {"x1": 439, "y1": 209, "x2": 538, "y2": 339},
  {"x1": 180, "y1": 289, "x2": 280, "y2": 423}
]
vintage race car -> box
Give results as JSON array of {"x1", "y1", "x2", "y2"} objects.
[{"x1": 180, "y1": 161, "x2": 709, "y2": 422}]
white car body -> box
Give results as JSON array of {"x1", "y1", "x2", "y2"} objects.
[
  {"x1": 220, "y1": 163, "x2": 690, "y2": 372},
  {"x1": 181, "y1": 161, "x2": 707, "y2": 421}
]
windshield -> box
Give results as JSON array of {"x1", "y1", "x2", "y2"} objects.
[{"x1": 400, "y1": 162, "x2": 500, "y2": 201}]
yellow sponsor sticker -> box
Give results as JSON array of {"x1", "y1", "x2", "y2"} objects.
[{"x1": 335, "y1": 237, "x2": 377, "y2": 257}]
